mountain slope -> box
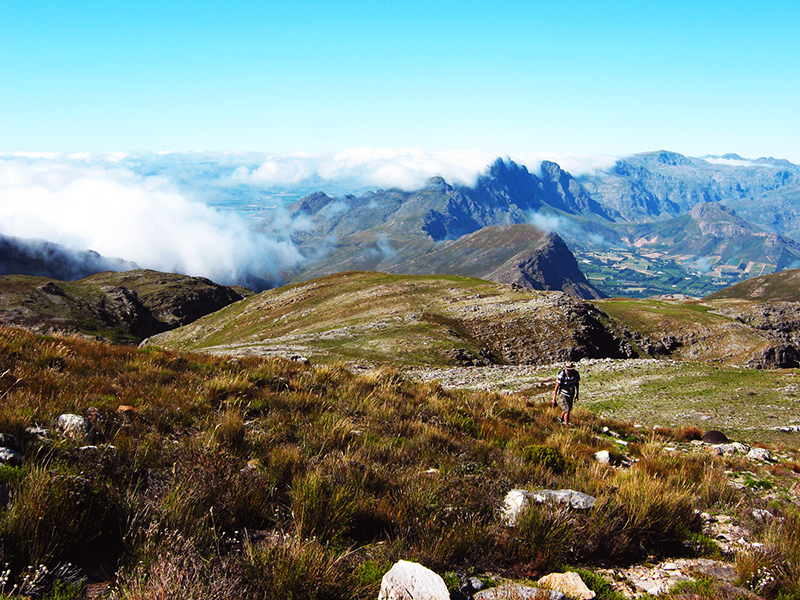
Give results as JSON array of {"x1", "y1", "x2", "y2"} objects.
[
  {"x1": 145, "y1": 271, "x2": 629, "y2": 366},
  {"x1": 282, "y1": 161, "x2": 606, "y2": 297},
  {"x1": 145, "y1": 270, "x2": 800, "y2": 368},
  {"x1": 705, "y1": 268, "x2": 800, "y2": 302},
  {"x1": 0, "y1": 233, "x2": 139, "y2": 280},
  {"x1": 579, "y1": 150, "x2": 800, "y2": 237},
  {"x1": 0, "y1": 269, "x2": 245, "y2": 343}
]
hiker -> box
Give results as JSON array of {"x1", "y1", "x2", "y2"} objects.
[{"x1": 552, "y1": 362, "x2": 580, "y2": 425}]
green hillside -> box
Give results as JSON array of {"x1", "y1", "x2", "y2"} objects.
[
  {"x1": 705, "y1": 268, "x2": 800, "y2": 302},
  {"x1": 145, "y1": 271, "x2": 630, "y2": 366}
]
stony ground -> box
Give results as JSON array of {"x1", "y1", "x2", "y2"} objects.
[{"x1": 406, "y1": 358, "x2": 800, "y2": 445}]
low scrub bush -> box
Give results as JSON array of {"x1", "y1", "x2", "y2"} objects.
[
  {"x1": 582, "y1": 469, "x2": 699, "y2": 560},
  {"x1": 291, "y1": 468, "x2": 357, "y2": 544},
  {"x1": 0, "y1": 467, "x2": 123, "y2": 568},
  {"x1": 243, "y1": 536, "x2": 359, "y2": 600},
  {"x1": 504, "y1": 502, "x2": 577, "y2": 575},
  {"x1": 522, "y1": 444, "x2": 566, "y2": 474}
]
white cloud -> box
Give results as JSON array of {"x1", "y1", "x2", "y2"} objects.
[
  {"x1": 0, "y1": 156, "x2": 304, "y2": 287},
  {"x1": 701, "y1": 157, "x2": 758, "y2": 167},
  {"x1": 508, "y1": 152, "x2": 620, "y2": 177},
  {"x1": 230, "y1": 148, "x2": 621, "y2": 191}
]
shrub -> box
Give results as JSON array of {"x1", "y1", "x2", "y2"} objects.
[
  {"x1": 291, "y1": 469, "x2": 357, "y2": 543},
  {"x1": 506, "y1": 502, "x2": 576, "y2": 575},
  {"x1": 243, "y1": 536, "x2": 358, "y2": 600},
  {"x1": 209, "y1": 407, "x2": 246, "y2": 453},
  {"x1": 582, "y1": 469, "x2": 699, "y2": 561},
  {"x1": 571, "y1": 568, "x2": 626, "y2": 600},
  {"x1": 736, "y1": 510, "x2": 800, "y2": 599},
  {"x1": 111, "y1": 527, "x2": 244, "y2": 600},
  {"x1": 522, "y1": 445, "x2": 566, "y2": 474},
  {"x1": 0, "y1": 467, "x2": 122, "y2": 567}
]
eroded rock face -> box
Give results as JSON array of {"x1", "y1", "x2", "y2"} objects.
[
  {"x1": 378, "y1": 560, "x2": 450, "y2": 600},
  {"x1": 452, "y1": 293, "x2": 636, "y2": 365}
]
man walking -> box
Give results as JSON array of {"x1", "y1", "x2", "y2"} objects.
[{"x1": 552, "y1": 362, "x2": 580, "y2": 426}]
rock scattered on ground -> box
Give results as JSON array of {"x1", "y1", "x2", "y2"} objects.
[
  {"x1": 537, "y1": 572, "x2": 595, "y2": 600},
  {"x1": 378, "y1": 560, "x2": 450, "y2": 600},
  {"x1": 501, "y1": 489, "x2": 596, "y2": 526},
  {"x1": 474, "y1": 583, "x2": 563, "y2": 600}
]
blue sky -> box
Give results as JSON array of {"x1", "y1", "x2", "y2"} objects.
[{"x1": 2, "y1": 0, "x2": 799, "y2": 161}]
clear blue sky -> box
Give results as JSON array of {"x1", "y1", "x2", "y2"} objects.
[{"x1": 2, "y1": 0, "x2": 799, "y2": 161}]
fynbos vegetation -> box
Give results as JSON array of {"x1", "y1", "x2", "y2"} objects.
[{"x1": 0, "y1": 325, "x2": 797, "y2": 599}]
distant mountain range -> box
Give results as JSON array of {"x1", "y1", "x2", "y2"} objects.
[
  {"x1": 1, "y1": 150, "x2": 799, "y2": 299},
  {"x1": 281, "y1": 152, "x2": 800, "y2": 298}
]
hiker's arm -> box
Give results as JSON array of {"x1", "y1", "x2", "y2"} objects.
[{"x1": 552, "y1": 384, "x2": 559, "y2": 406}]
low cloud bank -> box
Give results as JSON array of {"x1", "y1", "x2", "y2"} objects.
[
  {"x1": 232, "y1": 149, "x2": 620, "y2": 191},
  {"x1": 0, "y1": 149, "x2": 622, "y2": 287},
  {"x1": 0, "y1": 156, "x2": 305, "y2": 288}
]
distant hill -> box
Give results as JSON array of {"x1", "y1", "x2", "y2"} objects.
[
  {"x1": 705, "y1": 268, "x2": 800, "y2": 302},
  {"x1": 578, "y1": 150, "x2": 800, "y2": 238},
  {"x1": 146, "y1": 270, "x2": 800, "y2": 369},
  {"x1": 145, "y1": 271, "x2": 629, "y2": 366},
  {"x1": 0, "y1": 233, "x2": 138, "y2": 280},
  {"x1": 579, "y1": 202, "x2": 800, "y2": 297},
  {"x1": 0, "y1": 269, "x2": 246, "y2": 343}
]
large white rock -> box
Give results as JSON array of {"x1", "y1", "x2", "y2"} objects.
[
  {"x1": 594, "y1": 450, "x2": 612, "y2": 464},
  {"x1": 378, "y1": 560, "x2": 449, "y2": 600},
  {"x1": 502, "y1": 489, "x2": 596, "y2": 526}
]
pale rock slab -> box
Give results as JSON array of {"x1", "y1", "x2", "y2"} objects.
[
  {"x1": 378, "y1": 560, "x2": 449, "y2": 600},
  {"x1": 537, "y1": 572, "x2": 596, "y2": 600}
]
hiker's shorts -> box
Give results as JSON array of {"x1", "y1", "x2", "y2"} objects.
[{"x1": 557, "y1": 392, "x2": 574, "y2": 412}]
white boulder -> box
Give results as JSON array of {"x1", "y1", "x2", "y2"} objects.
[{"x1": 378, "y1": 560, "x2": 449, "y2": 600}]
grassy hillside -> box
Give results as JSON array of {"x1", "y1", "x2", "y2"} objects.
[
  {"x1": 0, "y1": 326, "x2": 799, "y2": 599},
  {"x1": 705, "y1": 269, "x2": 800, "y2": 302},
  {"x1": 145, "y1": 271, "x2": 629, "y2": 366},
  {"x1": 148, "y1": 271, "x2": 800, "y2": 369},
  {"x1": 0, "y1": 270, "x2": 244, "y2": 343},
  {"x1": 594, "y1": 296, "x2": 777, "y2": 365}
]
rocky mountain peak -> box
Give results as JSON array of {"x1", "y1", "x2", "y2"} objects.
[
  {"x1": 689, "y1": 202, "x2": 752, "y2": 237},
  {"x1": 425, "y1": 176, "x2": 452, "y2": 192}
]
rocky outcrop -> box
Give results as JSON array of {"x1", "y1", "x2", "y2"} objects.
[
  {"x1": 537, "y1": 573, "x2": 596, "y2": 600},
  {"x1": 0, "y1": 269, "x2": 245, "y2": 343},
  {"x1": 491, "y1": 234, "x2": 604, "y2": 299},
  {"x1": 502, "y1": 489, "x2": 596, "y2": 526},
  {"x1": 452, "y1": 292, "x2": 635, "y2": 365}
]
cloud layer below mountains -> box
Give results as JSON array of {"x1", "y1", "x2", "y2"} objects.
[
  {"x1": 231, "y1": 148, "x2": 620, "y2": 190},
  {"x1": 0, "y1": 149, "x2": 619, "y2": 287},
  {"x1": 0, "y1": 155, "x2": 305, "y2": 287}
]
